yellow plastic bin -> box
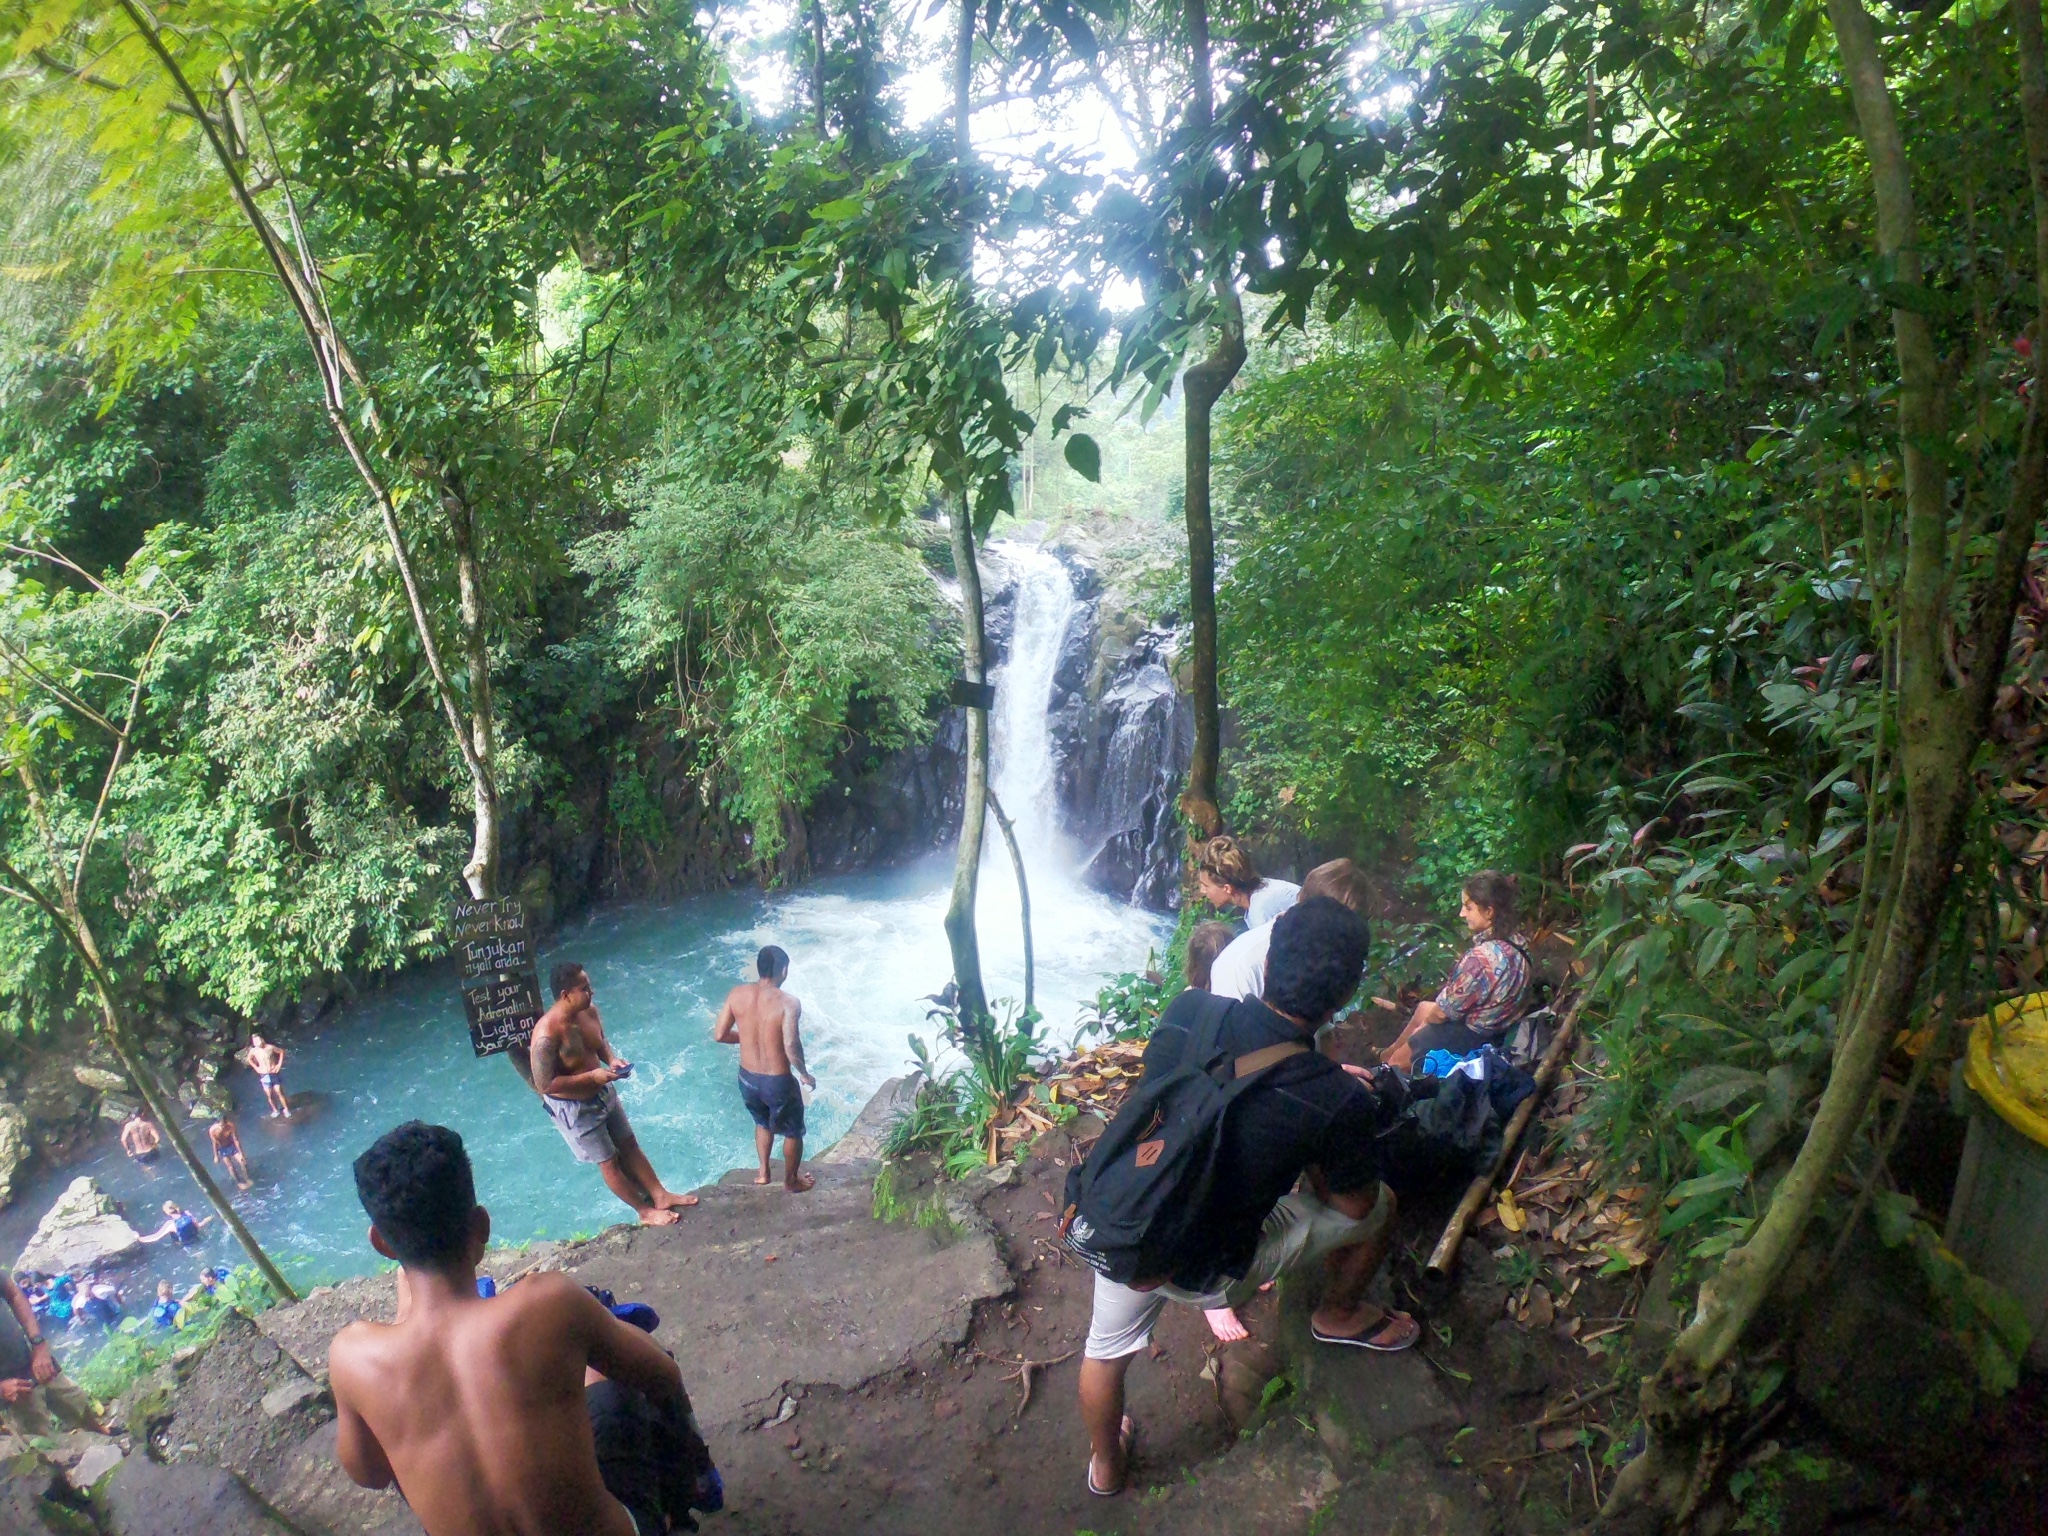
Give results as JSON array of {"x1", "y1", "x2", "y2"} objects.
[{"x1": 1945, "y1": 992, "x2": 2048, "y2": 1369}]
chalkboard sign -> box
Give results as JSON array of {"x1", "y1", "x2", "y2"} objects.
[{"x1": 450, "y1": 896, "x2": 543, "y2": 1058}]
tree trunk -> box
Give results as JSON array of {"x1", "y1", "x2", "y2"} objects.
[
  {"x1": 1175, "y1": 0, "x2": 1243, "y2": 839},
  {"x1": 987, "y1": 787, "x2": 1033, "y2": 1015},
  {"x1": 940, "y1": 0, "x2": 992, "y2": 1021},
  {"x1": 115, "y1": 0, "x2": 501, "y2": 900},
  {"x1": 443, "y1": 485, "x2": 500, "y2": 901},
  {"x1": 10, "y1": 764, "x2": 299, "y2": 1302},
  {"x1": 1607, "y1": 0, "x2": 2048, "y2": 1519},
  {"x1": 1179, "y1": 289, "x2": 1245, "y2": 838},
  {"x1": 943, "y1": 496, "x2": 992, "y2": 1022}
]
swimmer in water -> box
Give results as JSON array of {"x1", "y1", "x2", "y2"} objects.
[
  {"x1": 139, "y1": 1201, "x2": 210, "y2": 1246},
  {"x1": 120, "y1": 1110, "x2": 161, "y2": 1164},
  {"x1": 210, "y1": 1116, "x2": 253, "y2": 1190}
]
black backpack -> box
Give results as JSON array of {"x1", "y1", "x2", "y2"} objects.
[{"x1": 1060, "y1": 996, "x2": 1309, "y2": 1286}]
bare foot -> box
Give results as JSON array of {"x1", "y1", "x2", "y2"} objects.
[
  {"x1": 785, "y1": 1171, "x2": 815, "y2": 1194},
  {"x1": 1203, "y1": 1307, "x2": 1249, "y2": 1344},
  {"x1": 753, "y1": 1171, "x2": 774, "y2": 1186},
  {"x1": 655, "y1": 1191, "x2": 700, "y2": 1209},
  {"x1": 636, "y1": 1206, "x2": 682, "y2": 1226}
]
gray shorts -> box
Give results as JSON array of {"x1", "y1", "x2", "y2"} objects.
[
  {"x1": 543, "y1": 1085, "x2": 636, "y2": 1164},
  {"x1": 1082, "y1": 1185, "x2": 1394, "y2": 1360}
]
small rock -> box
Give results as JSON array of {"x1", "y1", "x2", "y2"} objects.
[
  {"x1": 14, "y1": 1175, "x2": 145, "y2": 1273},
  {"x1": 1483, "y1": 1320, "x2": 1551, "y2": 1399},
  {"x1": 66, "y1": 1439, "x2": 126, "y2": 1491},
  {"x1": 260, "y1": 1374, "x2": 323, "y2": 1419},
  {"x1": 0, "y1": 1102, "x2": 30, "y2": 1209}
]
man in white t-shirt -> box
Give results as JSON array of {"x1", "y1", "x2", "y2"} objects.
[{"x1": 1211, "y1": 858, "x2": 1374, "y2": 1001}]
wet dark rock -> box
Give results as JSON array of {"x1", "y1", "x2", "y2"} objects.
[
  {"x1": 1483, "y1": 1318, "x2": 1552, "y2": 1398},
  {"x1": 1793, "y1": 1239, "x2": 1980, "y2": 1468},
  {"x1": 1058, "y1": 624, "x2": 1192, "y2": 911}
]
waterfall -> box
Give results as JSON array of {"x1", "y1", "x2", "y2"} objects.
[{"x1": 988, "y1": 541, "x2": 1077, "y2": 850}]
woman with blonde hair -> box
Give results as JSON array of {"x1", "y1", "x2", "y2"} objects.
[{"x1": 1193, "y1": 836, "x2": 1298, "y2": 927}]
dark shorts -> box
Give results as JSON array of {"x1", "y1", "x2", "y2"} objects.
[
  {"x1": 259, "y1": 1073, "x2": 281, "y2": 1091},
  {"x1": 1407, "y1": 1019, "x2": 1494, "y2": 1060},
  {"x1": 738, "y1": 1068, "x2": 805, "y2": 1139},
  {"x1": 587, "y1": 1379, "x2": 720, "y2": 1533},
  {"x1": 131, "y1": 1147, "x2": 160, "y2": 1165}
]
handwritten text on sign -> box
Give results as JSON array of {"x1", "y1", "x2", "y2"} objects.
[{"x1": 450, "y1": 896, "x2": 542, "y2": 1058}]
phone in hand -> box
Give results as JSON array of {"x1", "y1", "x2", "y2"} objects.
[{"x1": 611, "y1": 1061, "x2": 634, "y2": 1080}]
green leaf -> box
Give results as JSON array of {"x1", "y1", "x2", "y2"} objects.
[
  {"x1": 1063, "y1": 433, "x2": 1102, "y2": 482},
  {"x1": 1784, "y1": 6, "x2": 1818, "y2": 78},
  {"x1": 811, "y1": 197, "x2": 865, "y2": 221}
]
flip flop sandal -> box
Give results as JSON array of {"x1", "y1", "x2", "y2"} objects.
[
  {"x1": 1086, "y1": 1417, "x2": 1137, "y2": 1497},
  {"x1": 1311, "y1": 1311, "x2": 1422, "y2": 1353}
]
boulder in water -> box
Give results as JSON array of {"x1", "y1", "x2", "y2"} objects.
[
  {"x1": 16, "y1": 1175, "x2": 144, "y2": 1273},
  {"x1": 0, "y1": 1102, "x2": 29, "y2": 1210},
  {"x1": 73, "y1": 1065, "x2": 128, "y2": 1094}
]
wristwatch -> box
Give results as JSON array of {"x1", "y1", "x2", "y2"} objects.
[{"x1": 26, "y1": 1335, "x2": 44, "y2": 1347}]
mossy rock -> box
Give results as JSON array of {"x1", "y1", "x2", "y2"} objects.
[{"x1": 1793, "y1": 1240, "x2": 1980, "y2": 1467}]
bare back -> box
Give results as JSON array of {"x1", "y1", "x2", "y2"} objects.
[
  {"x1": 716, "y1": 980, "x2": 798, "y2": 1076},
  {"x1": 329, "y1": 1274, "x2": 634, "y2": 1536}
]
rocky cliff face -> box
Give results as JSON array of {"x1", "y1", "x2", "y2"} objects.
[{"x1": 1019, "y1": 548, "x2": 1192, "y2": 913}]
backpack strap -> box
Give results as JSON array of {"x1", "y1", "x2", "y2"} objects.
[{"x1": 1233, "y1": 1040, "x2": 1309, "y2": 1078}]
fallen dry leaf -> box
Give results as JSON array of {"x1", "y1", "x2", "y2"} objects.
[{"x1": 1498, "y1": 1190, "x2": 1528, "y2": 1233}]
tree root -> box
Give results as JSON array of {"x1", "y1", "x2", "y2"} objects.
[
  {"x1": 973, "y1": 1348, "x2": 1077, "y2": 1423},
  {"x1": 1601, "y1": 1360, "x2": 1740, "y2": 1532}
]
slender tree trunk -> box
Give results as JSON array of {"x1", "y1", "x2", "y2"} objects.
[
  {"x1": 113, "y1": 0, "x2": 501, "y2": 898},
  {"x1": 941, "y1": 0, "x2": 992, "y2": 1019},
  {"x1": 1608, "y1": 1, "x2": 2048, "y2": 1518},
  {"x1": 1179, "y1": 289, "x2": 1245, "y2": 838},
  {"x1": 10, "y1": 765, "x2": 298, "y2": 1302},
  {"x1": 987, "y1": 787, "x2": 1033, "y2": 1015},
  {"x1": 1175, "y1": 0, "x2": 1243, "y2": 839},
  {"x1": 944, "y1": 496, "x2": 992, "y2": 1022},
  {"x1": 443, "y1": 486, "x2": 500, "y2": 900}
]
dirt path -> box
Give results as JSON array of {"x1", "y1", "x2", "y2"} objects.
[{"x1": 27, "y1": 1087, "x2": 1655, "y2": 1536}]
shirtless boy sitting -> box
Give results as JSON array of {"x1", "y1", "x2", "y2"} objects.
[
  {"x1": 330, "y1": 1122, "x2": 702, "y2": 1536},
  {"x1": 531, "y1": 963, "x2": 696, "y2": 1225},
  {"x1": 713, "y1": 945, "x2": 817, "y2": 1193}
]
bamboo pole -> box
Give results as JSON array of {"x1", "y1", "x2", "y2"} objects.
[{"x1": 1425, "y1": 993, "x2": 1586, "y2": 1280}]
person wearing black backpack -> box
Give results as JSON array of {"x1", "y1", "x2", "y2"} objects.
[{"x1": 1065, "y1": 897, "x2": 1419, "y2": 1499}]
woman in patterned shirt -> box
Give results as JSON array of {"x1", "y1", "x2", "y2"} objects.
[{"x1": 1381, "y1": 872, "x2": 1530, "y2": 1072}]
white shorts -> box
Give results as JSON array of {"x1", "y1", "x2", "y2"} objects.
[{"x1": 1082, "y1": 1184, "x2": 1394, "y2": 1360}]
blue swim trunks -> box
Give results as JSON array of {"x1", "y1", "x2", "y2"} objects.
[{"x1": 737, "y1": 1068, "x2": 805, "y2": 1139}]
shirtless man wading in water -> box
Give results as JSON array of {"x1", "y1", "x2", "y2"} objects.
[
  {"x1": 531, "y1": 963, "x2": 696, "y2": 1225},
  {"x1": 713, "y1": 946, "x2": 816, "y2": 1192}
]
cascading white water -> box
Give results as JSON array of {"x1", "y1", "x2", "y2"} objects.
[{"x1": 988, "y1": 540, "x2": 1078, "y2": 851}]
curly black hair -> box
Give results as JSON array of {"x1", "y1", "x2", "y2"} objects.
[
  {"x1": 353, "y1": 1122, "x2": 477, "y2": 1269},
  {"x1": 1264, "y1": 896, "x2": 1370, "y2": 1024}
]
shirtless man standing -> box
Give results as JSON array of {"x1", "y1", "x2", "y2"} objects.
[
  {"x1": 531, "y1": 963, "x2": 696, "y2": 1225},
  {"x1": 210, "y1": 1117, "x2": 253, "y2": 1190},
  {"x1": 713, "y1": 945, "x2": 817, "y2": 1193},
  {"x1": 243, "y1": 1034, "x2": 291, "y2": 1118},
  {"x1": 331, "y1": 1121, "x2": 707, "y2": 1536},
  {"x1": 119, "y1": 1110, "x2": 161, "y2": 1164}
]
